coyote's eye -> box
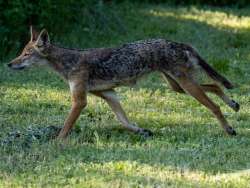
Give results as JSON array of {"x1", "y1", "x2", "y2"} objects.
[
  {"x1": 24, "y1": 52, "x2": 30, "y2": 57},
  {"x1": 24, "y1": 49, "x2": 33, "y2": 56}
]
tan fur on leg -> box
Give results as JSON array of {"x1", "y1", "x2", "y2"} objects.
[
  {"x1": 92, "y1": 90, "x2": 152, "y2": 136},
  {"x1": 201, "y1": 84, "x2": 240, "y2": 112},
  {"x1": 58, "y1": 80, "x2": 87, "y2": 139},
  {"x1": 171, "y1": 72, "x2": 236, "y2": 135}
]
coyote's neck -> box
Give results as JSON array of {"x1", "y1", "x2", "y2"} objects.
[{"x1": 45, "y1": 44, "x2": 84, "y2": 79}]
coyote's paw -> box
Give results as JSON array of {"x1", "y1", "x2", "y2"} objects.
[
  {"x1": 137, "y1": 128, "x2": 153, "y2": 137},
  {"x1": 231, "y1": 100, "x2": 240, "y2": 112},
  {"x1": 225, "y1": 126, "x2": 237, "y2": 136}
]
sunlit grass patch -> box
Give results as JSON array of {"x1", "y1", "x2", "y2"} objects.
[{"x1": 148, "y1": 7, "x2": 250, "y2": 30}]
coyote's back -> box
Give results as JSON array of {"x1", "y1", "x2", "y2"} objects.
[{"x1": 87, "y1": 39, "x2": 233, "y2": 90}]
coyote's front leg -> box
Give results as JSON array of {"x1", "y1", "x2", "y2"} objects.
[
  {"x1": 58, "y1": 80, "x2": 87, "y2": 139},
  {"x1": 92, "y1": 90, "x2": 153, "y2": 137}
]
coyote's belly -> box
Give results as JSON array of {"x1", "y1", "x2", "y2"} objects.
[
  {"x1": 88, "y1": 70, "x2": 151, "y2": 91},
  {"x1": 88, "y1": 80, "x2": 120, "y2": 91}
]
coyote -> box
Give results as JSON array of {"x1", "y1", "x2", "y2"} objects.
[{"x1": 8, "y1": 27, "x2": 239, "y2": 139}]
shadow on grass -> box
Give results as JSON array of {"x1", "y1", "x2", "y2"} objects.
[{"x1": 1, "y1": 118, "x2": 249, "y2": 177}]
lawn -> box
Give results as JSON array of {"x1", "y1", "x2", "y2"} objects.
[{"x1": 1, "y1": 3, "x2": 250, "y2": 187}]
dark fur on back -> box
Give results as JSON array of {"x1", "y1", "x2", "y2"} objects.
[{"x1": 45, "y1": 39, "x2": 233, "y2": 91}]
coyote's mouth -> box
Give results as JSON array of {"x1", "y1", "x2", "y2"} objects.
[{"x1": 7, "y1": 63, "x2": 26, "y2": 70}]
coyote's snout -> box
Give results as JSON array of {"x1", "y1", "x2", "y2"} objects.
[
  {"x1": 8, "y1": 27, "x2": 49, "y2": 70},
  {"x1": 9, "y1": 27, "x2": 240, "y2": 139}
]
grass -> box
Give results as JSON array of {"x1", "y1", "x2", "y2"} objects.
[{"x1": 1, "y1": 3, "x2": 250, "y2": 187}]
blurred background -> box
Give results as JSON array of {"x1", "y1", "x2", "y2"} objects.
[{"x1": 0, "y1": 0, "x2": 249, "y2": 60}]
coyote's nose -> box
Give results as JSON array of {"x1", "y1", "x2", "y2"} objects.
[{"x1": 7, "y1": 63, "x2": 12, "y2": 68}]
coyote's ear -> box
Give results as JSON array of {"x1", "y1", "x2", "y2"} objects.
[
  {"x1": 30, "y1": 26, "x2": 39, "y2": 41},
  {"x1": 36, "y1": 29, "x2": 50, "y2": 46}
]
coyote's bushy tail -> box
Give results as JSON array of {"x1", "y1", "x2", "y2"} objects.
[{"x1": 196, "y1": 55, "x2": 234, "y2": 89}]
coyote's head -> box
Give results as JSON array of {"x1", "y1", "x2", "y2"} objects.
[{"x1": 8, "y1": 27, "x2": 50, "y2": 70}]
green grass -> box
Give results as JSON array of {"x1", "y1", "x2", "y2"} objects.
[{"x1": 1, "y1": 3, "x2": 250, "y2": 187}]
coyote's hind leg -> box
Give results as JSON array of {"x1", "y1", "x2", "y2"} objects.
[
  {"x1": 162, "y1": 73, "x2": 239, "y2": 112},
  {"x1": 201, "y1": 84, "x2": 240, "y2": 112},
  {"x1": 92, "y1": 90, "x2": 153, "y2": 137},
  {"x1": 162, "y1": 73, "x2": 185, "y2": 93},
  {"x1": 170, "y1": 71, "x2": 236, "y2": 136}
]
